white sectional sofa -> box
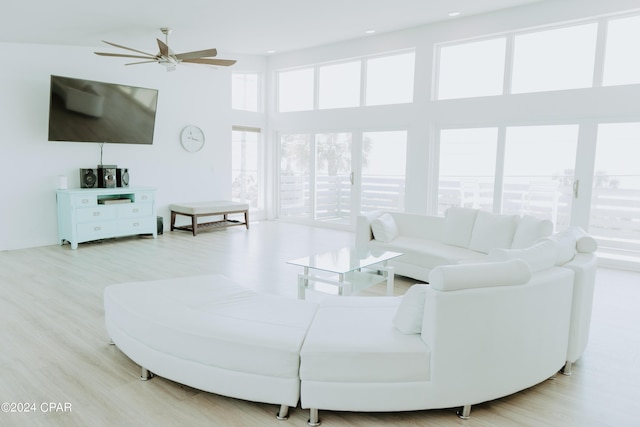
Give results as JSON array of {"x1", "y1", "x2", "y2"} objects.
[
  {"x1": 104, "y1": 255, "x2": 583, "y2": 425},
  {"x1": 355, "y1": 207, "x2": 557, "y2": 282},
  {"x1": 356, "y1": 207, "x2": 598, "y2": 373}
]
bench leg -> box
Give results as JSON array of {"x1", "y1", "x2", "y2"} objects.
[
  {"x1": 170, "y1": 211, "x2": 176, "y2": 231},
  {"x1": 191, "y1": 214, "x2": 197, "y2": 236},
  {"x1": 244, "y1": 210, "x2": 250, "y2": 229}
]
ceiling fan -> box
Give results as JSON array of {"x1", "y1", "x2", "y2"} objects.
[{"x1": 94, "y1": 27, "x2": 236, "y2": 71}]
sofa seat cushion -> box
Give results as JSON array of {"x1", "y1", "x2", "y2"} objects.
[
  {"x1": 104, "y1": 274, "x2": 317, "y2": 379},
  {"x1": 369, "y1": 236, "x2": 487, "y2": 270},
  {"x1": 300, "y1": 297, "x2": 430, "y2": 383}
]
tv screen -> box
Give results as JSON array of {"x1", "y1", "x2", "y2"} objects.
[{"x1": 48, "y1": 75, "x2": 158, "y2": 145}]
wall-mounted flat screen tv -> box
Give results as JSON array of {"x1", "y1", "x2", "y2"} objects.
[{"x1": 48, "y1": 75, "x2": 159, "y2": 145}]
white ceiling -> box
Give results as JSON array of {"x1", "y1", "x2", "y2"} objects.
[{"x1": 3, "y1": 0, "x2": 544, "y2": 56}]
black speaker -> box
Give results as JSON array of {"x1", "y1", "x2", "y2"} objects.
[
  {"x1": 97, "y1": 166, "x2": 117, "y2": 188},
  {"x1": 79, "y1": 168, "x2": 97, "y2": 188},
  {"x1": 116, "y1": 168, "x2": 129, "y2": 187}
]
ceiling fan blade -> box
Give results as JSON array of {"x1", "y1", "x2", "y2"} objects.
[
  {"x1": 175, "y1": 48, "x2": 218, "y2": 60},
  {"x1": 101, "y1": 40, "x2": 156, "y2": 58},
  {"x1": 95, "y1": 52, "x2": 157, "y2": 60},
  {"x1": 182, "y1": 58, "x2": 237, "y2": 67},
  {"x1": 125, "y1": 60, "x2": 159, "y2": 66},
  {"x1": 156, "y1": 38, "x2": 170, "y2": 57}
]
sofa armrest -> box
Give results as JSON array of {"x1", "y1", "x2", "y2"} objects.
[
  {"x1": 420, "y1": 267, "x2": 573, "y2": 407},
  {"x1": 355, "y1": 211, "x2": 383, "y2": 250},
  {"x1": 562, "y1": 253, "x2": 597, "y2": 363}
]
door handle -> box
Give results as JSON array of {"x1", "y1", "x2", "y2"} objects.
[
  {"x1": 573, "y1": 179, "x2": 580, "y2": 198},
  {"x1": 350, "y1": 171, "x2": 354, "y2": 185}
]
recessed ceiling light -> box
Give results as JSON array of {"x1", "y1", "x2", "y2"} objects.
[
  {"x1": 448, "y1": 11, "x2": 461, "y2": 17},
  {"x1": 266, "y1": 50, "x2": 276, "y2": 54},
  {"x1": 364, "y1": 29, "x2": 376, "y2": 34}
]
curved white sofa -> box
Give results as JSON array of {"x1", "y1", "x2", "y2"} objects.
[
  {"x1": 104, "y1": 257, "x2": 578, "y2": 425},
  {"x1": 355, "y1": 207, "x2": 598, "y2": 373}
]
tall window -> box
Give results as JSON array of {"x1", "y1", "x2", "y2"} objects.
[
  {"x1": 366, "y1": 52, "x2": 415, "y2": 106},
  {"x1": 361, "y1": 131, "x2": 407, "y2": 212},
  {"x1": 232, "y1": 73, "x2": 259, "y2": 112},
  {"x1": 436, "y1": 38, "x2": 506, "y2": 100},
  {"x1": 278, "y1": 68, "x2": 314, "y2": 112},
  {"x1": 511, "y1": 24, "x2": 598, "y2": 94},
  {"x1": 315, "y1": 133, "x2": 352, "y2": 223},
  {"x1": 603, "y1": 15, "x2": 640, "y2": 86},
  {"x1": 279, "y1": 134, "x2": 312, "y2": 218},
  {"x1": 438, "y1": 128, "x2": 498, "y2": 214},
  {"x1": 231, "y1": 127, "x2": 261, "y2": 209},
  {"x1": 590, "y1": 123, "x2": 640, "y2": 260},
  {"x1": 502, "y1": 125, "x2": 578, "y2": 228},
  {"x1": 318, "y1": 61, "x2": 360, "y2": 109}
]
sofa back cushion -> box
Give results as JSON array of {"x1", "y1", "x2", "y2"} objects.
[
  {"x1": 468, "y1": 210, "x2": 519, "y2": 254},
  {"x1": 393, "y1": 284, "x2": 428, "y2": 334},
  {"x1": 511, "y1": 215, "x2": 554, "y2": 249},
  {"x1": 370, "y1": 213, "x2": 399, "y2": 243},
  {"x1": 442, "y1": 207, "x2": 479, "y2": 248},
  {"x1": 429, "y1": 259, "x2": 532, "y2": 291},
  {"x1": 489, "y1": 239, "x2": 559, "y2": 272}
]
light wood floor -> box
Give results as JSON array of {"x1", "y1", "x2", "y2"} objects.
[{"x1": 1, "y1": 221, "x2": 638, "y2": 426}]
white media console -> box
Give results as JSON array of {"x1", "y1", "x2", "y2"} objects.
[{"x1": 56, "y1": 187, "x2": 157, "y2": 250}]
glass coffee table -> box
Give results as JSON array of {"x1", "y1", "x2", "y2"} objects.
[{"x1": 287, "y1": 247, "x2": 403, "y2": 299}]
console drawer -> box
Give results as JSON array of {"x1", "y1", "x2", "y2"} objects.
[
  {"x1": 135, "y1": 192, "x2": 154, "y2": 203},
  {"x1": 77, "y1": 221, "x2": 116, "y2": 241},
  {"x1": 117, "y1": 217, "x2": 155, "y2": 235},
  {"x1": 76, "y1": 206, "x2": 117, "y2": 223},
  {"x1": 72, "y1": 194, "x2": 97, "y2": 207},
  {"x1": 117, "y1": 203, "x2": 153, "y2": 218}
]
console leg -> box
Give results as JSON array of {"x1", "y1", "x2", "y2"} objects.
[
  {"x1": 561, "y1": 361, "x2": 572, "y2": 376},
  {"x1": 140, "y1": 367, "x2": 153, "y2": 381},
  {"x1": 276, "y1": 404, "x2": 289, "y2": 420},
  {"x1": 457, "y1": 405, "x2": 471, "y2": 419},
  {"x1": 308, "y1": 408, "x2": 321, "y2": 426}
]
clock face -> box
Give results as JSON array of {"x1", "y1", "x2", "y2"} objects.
[{"x1": 180, "y1": 125, "x2": 205, "y2": 152}]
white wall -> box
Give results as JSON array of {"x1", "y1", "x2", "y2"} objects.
[{"x1": 0, "y1": 43, "x2": 265, "y2": 250}]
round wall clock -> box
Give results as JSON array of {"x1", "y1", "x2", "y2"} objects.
[{"x1": 180, "y1": 125, "x2": 205, "y2": 152}]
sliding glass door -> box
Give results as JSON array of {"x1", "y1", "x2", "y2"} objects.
[
  {"x1": 589, "y1": 123, "x2": 640, "y2": 261},
  {"x1": 278, "y1": 130, "x2": 408, "y2": 227}
]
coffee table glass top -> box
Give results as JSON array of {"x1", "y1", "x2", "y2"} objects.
[{"x1": 287, "y1": 247, "x2": 402, "y2": 274}]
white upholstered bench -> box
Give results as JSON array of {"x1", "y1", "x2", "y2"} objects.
[
  {"x1": 104, "y1": 274, "x2": 318, "y2": 420},
  {"x1": 170, "y1": 201, "x2": 249, "y2": 236}
]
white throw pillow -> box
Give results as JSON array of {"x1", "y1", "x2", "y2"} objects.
[
  {"x1": 429, "y1": 259, "x2": 532, "y2": 292},
  {"x1": 488, "y1": 239, "x2": 559, "y2": 273},
  {"x1": 442, "y1": 207, "x2": 479, "y2": 248},
  {"x1": 511, "y1": 215, "x2": 554, "y2": 249},
  {"x1": 468, "y1": 211, "x2": 519, "y2": 254},
  {"x1": 370, "y1": 213, "x2": 399, "y2": 243},
  {"x1": 393, "y1": 285, "x2": 428, "y2": 334}
]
